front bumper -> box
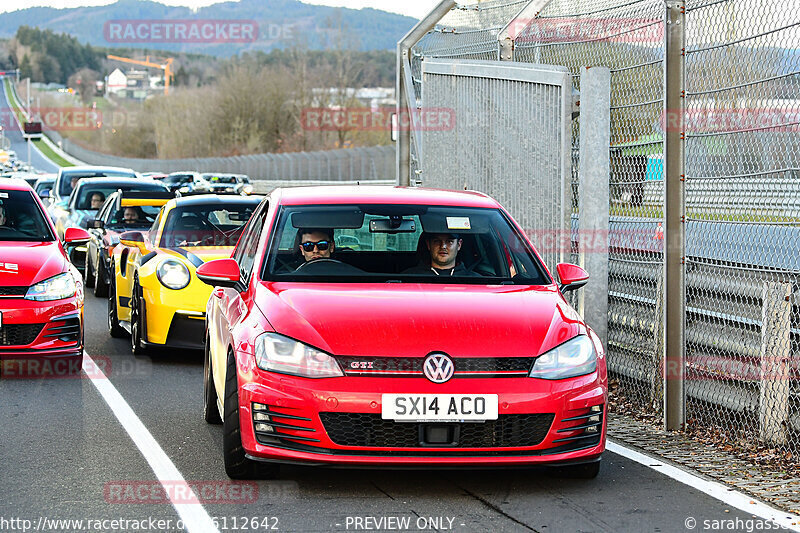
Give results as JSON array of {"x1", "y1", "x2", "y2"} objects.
[
  {"x1": 0, "y1": 298, "x2": 84, "y2": 358},
  {"x1": 238, "y1": 369, "x2": 606, "y2": 466},
  {"x1": 141, "y1": 282, "x2": 209, "y2": 349}
]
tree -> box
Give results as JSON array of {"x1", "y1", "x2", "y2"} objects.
[
  {"x1": 68, "y1": 68, "x2": 100, "y2": 104},
  {"x1": 19, "y1": 54, "x2": 32, "y2": 80}
]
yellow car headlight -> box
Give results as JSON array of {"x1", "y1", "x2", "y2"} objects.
[{"x1": 156, "y1": 258, "x2": 190, "y2": 290}]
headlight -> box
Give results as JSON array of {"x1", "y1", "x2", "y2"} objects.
[
  {"x1": 25, "y1": 272, "x2": 77, "y2": 301},
  {"x1": 156, "y1": 259, "x2": 190, "y2": 290},
  {"x1": 241, "y1": 184, "x2": 253, "y2": 195},
  {"x1": 529, "y1": 335, "x2": 597, "y2": 380},
  {"x1": 254, "y1": 333, "x2": 343, "y2": 378}
]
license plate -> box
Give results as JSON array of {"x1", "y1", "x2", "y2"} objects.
[{"x1": 381, "y1": 394, "x2": 498, "y2": 422}]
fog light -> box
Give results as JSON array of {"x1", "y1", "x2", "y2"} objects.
[
  {"x1": 254, "y1": 413, "x2": 271, "y2": 422},
  {"x1": 253, "y1": 402, "x2": 268, "y2": 410},
  {"x1": 254, "y1": 423, "x2": 274, "y2": 433}
]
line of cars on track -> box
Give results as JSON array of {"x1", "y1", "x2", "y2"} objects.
[{"x1": 0, "y1": 167, "x2": 608, "y2": 480}]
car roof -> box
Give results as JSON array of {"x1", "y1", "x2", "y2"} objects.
[
  {"x1": 75, "y1": 177, "x2": 165, "y2": 188},
  {"x1": 60, "y1": 166, "x2": 135, "y2": 174},
  {"x1": 0, "y1": 178, "x2": 34, "y2": 191},
  {"x1": 274, "y1": 186, "x2": 499, "y2": 208},
  {"x1": 170, "y1": 194, "x2": 262, "y2": 208}
]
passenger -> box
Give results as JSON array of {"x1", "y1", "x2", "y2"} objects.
[
  {"x1": 0, "y1": 205, "x2": 8, "y2": 227},
  {"x1": 298, "y1": 228, "x2": 335, "y2": 262},
  {"x1": 90, "y1": 192, "x2": 105, "y2": 209},
  {"x1": 404, "y1": 232, "x2": 476, "y2": 276}
]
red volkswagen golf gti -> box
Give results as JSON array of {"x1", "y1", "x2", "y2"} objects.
[
  {"x1": 198, "y1": 186, "x2": 606, "y2": 479},
  {"x1": 0, "y1": 179, "x2": 90, "y2": 375}
]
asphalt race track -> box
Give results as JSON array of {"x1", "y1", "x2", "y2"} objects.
[{"x1": 0, "y1": 291, "x2": 774, "y2": 533}]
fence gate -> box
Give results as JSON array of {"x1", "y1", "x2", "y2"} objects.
[{"x1": 415, "y1": 58, "x2": 573, "y2": 270}]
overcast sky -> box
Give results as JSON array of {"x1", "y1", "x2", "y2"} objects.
[{"x1": 0, "y1": 0, "x2": 439, "y2": 18}]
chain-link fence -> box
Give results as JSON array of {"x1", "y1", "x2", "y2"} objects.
[{"x1": 400, "y1": 0, "x2": 800, "y2": 461}]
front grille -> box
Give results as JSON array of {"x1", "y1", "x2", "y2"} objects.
[
  {"x1": 0, "y1": 286, "x2": 28, "y2": 298},
  {"x1": 319, "y1": 413, "x2": 554, "y2": 448},
  {"x1": 0, "y1": 324, "x2": 44, "y2": 346},
  {"x1": 252, "y1": 403, "x2": 321, "y2": 447},
  {"x1": 43, "y1": 317, "x2": 81, "y2": 344},
  {"x1": 336, "y1": 356, "x2": 534, "y2": 378}
]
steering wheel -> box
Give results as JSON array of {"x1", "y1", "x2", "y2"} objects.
[{"x1": 294, "y1": 258, "x2": 345, "y2": 272}]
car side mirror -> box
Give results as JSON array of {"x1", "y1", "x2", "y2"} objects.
[
  {"x1": 64, "y1": 227, "x2": 91, "y2": 245},
  {"x1": 196, "y1": 258, "x2": 241, "y2": 289},
  {"x1": 91, "y1": 219, "x2": 104, "y2": 229},
  {"x1": 556, "y1": 263, "x2": 589, "y2": 293},
  {"x1": 39, "y1": 189, "x2": 51, "y2": 199},
  {"x1": 119, "y1": 231, "x2": 147, "y2": 253}
]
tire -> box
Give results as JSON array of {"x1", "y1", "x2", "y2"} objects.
[
  {"x1": 107, "y1": 268, "x2": 127, "y2": 339},
  {"x1": 223, "y1": 351, "x2": 278, "y2": 479},
  {"x1": 94, "y1": 258, "x2": 109, "y2": 298},
  {"x1": 552, "y1": 460, "x2": 601, "y2": 479},
  {"x1": 130, "y1": 279, "x2": 149, "y2": 356},
  {"x1": 84, "y1": 252, "x2": 96, "y2": 288},
  {"x1": 203, "y1": 336, "x2": 222, "y2": 424}
]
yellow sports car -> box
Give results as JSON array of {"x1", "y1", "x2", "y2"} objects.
[{"x1": 108, "y1": 194, "x2": 260, "y2": 354}]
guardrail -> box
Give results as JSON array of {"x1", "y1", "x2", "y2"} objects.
[
  {"x1": 59, "y1": 139, "x2": 396, "y2": 182},
  {"x1": 608, "y1": 251, "x2": 799, "y2": 442}
]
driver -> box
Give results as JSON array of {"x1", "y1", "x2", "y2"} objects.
[
  {"x1": 298, "y1": 228, "x2": 335, "y2": 262},
  {"x1": 0, "y1": 205, "x2": 9, "y2": 227},
  {"x1": 123, "y1": 207, "x2": 142, "y2": 224}
]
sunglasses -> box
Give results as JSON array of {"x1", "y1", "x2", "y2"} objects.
[{"x1": 300, "y1": 240, "x2": 330, "y2": 252}]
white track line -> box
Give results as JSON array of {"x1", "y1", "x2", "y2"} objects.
[
  {"x1": 608, "y1": 439, "x2": 800, "y2": 531},
  {"x1": 83, "y1": 352, "x2": 220, "y2": 533}
]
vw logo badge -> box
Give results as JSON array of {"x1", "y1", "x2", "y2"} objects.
[{"x1": 423, "y1": 353, "x2": 455, "y2": 383}]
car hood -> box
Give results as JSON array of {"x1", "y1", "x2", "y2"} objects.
[
  {"x1": 256, "y1": 283, "x2": 585, "y2": 357},
  {"x1": 0, "y1": 241, "x2": 67, "y2": 287},
  {"x1": 163, "y1": 246, "x2": 233, "y2": 267}
]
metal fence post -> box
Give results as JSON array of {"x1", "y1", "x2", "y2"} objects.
[
  {"x1": 577, "y1": 66, "x2": 610, "y2": 348},
  {"x1": 396, "y1": 0, "x2": 455, "y2": 186},
  {"x1": 759, "y1": 281, "x2": 792, "y2": 445},
  {"x1": 663, "y1": 0, "x2": 687, "y2": 431}
]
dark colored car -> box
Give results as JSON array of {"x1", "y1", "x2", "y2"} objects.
[
  {"x1": 162, "y1": 172, "x2": 212, "y2": 195},
  {"x1": 49, "y1": 166, "x2": 138, "y2": 215},
  {"x1": 52, "y1": 177, "x2": 169, "y2": 273},
  {"x1": 33, "y1": 175, "x2": 56, "y2": 200},
  {"x1": 84, "y1": 190, "x2": 172, "y2": 297},
  {"x1": 202, "y1": 173, "x2": 254, "y2": 195}
]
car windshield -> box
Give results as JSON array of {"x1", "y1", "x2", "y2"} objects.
[
  {"x1": 107, "y1": 205, "x2": 162, "y2": 228},
  {"x1": 209, "y1": 176, "x2": 237, "y2": 184},
  {"x1": 160, "y1": 203, "x2": 257, "y2": 247},
  {"x1": 59, "y1": 170, "x2": 135, "y2": 196},
  {"x1": 164, "y1": 175, "x2": 192, "y2": 184},
  {"x1": 264, "y1": 204, "x2": 550, "y2": 284},
  {"x1": 0, "y1": 189, "x2": 55, "y2": 242},
  {"x1": 74, "y1": 184, "x2": 165, "y2": 210}
]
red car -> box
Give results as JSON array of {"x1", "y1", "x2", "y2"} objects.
[
  {"x1": 198, "y1": 186, "x2": 606, "y2": 479},
  {"x1": 0, "y1": 179, "x2": 90, "y2": 375}
]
